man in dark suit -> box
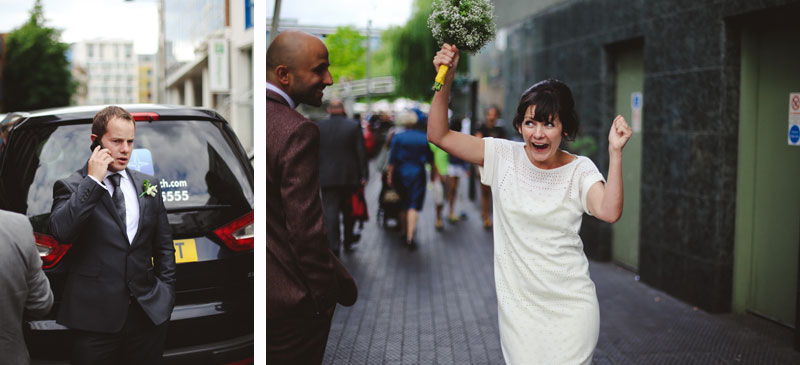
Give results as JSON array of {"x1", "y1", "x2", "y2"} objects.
[
  {"x1": 267, "y1": 30, "x2": 358, "y2": 364},
  {"x1": 318, "y1": 99, "x2": 368, "y2": 256},
  {"x1": 50, "y1": 106, "x2": 175, "y2": 364},
  {"x1": 0, "y1": 209, "x2": 53, "y2": 363}
]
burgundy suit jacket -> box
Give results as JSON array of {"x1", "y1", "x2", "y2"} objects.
[{"x1": 266, "y1": 88, "x2": 357, "y2": 319}]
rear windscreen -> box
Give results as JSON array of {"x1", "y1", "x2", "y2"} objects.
[{"x1": 1, "y1": 120, "x2": 254, "y2": 220}]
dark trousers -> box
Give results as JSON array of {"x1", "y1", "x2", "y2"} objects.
[
  {"x1": 321, "y1": 186, "x2": 357, "y2": 256},
  {"x1": 70, "y1": 299, "x2": 168, "y2": 365},
  {"x1": 266, "y1": 307, "x2": 334, "y2": 365}
]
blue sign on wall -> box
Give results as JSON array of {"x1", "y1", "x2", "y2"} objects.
[
  {"x1": 790, "y1": 124, "x2": 800, "y2": 145},
  {"x1": 631, "y1": 92, "x2": 642, "y2": 110}
]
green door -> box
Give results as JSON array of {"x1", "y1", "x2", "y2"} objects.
[
  {"x1": 611, "y1": 46, "x2": 643, "y2": 270},
  {"x1": 734, "y1": 24, "x2": 800, "y2": 326}
]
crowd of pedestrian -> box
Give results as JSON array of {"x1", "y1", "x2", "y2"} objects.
[{"x1": 346, "y1": 104, "x2": 506, "y2": 250}]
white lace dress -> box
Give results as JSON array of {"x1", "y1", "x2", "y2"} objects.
[{"x1": 480, "y1": 137, "x2": 605, "y2": 364}]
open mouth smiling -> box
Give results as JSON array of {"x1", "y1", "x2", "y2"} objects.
[{"x1": 532, "y1": 142, "x2": 549, "y2": 151}]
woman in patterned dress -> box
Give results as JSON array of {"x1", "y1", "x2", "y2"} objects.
[{"x1": 427, "y1": 44, "x2": 632, "y2": 364}]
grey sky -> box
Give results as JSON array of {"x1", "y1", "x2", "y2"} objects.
[{"x1": 266, "y1": 0, "x2": 414, "y2": 30}]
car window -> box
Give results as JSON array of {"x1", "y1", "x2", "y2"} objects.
[{"x1": 3, "y1": 120, "x2": 253, "y2": 219}]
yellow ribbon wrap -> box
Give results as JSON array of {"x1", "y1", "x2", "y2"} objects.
[{"x1": 432, "y1": 64, "x2": 449, "y2": 91}]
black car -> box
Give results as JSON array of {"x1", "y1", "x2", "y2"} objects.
[{"x1": 0, "y1": 105, "x2": 254, "y2": 364}]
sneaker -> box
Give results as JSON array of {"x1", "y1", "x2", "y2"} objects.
[
  {"x1": 483, "y1": 218, "x2": 492, "y2": 230},
  {"x1": 435, "y1": 219, "x2": 444, "y2": 231},
  {"x1": 448, "y1": 215, "x2": 459, "y2": 223}
]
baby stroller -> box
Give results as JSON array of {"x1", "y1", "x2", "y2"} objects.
[
  {"x1": 374, "y1": 128, "x2": 402, "y2": 229},
  {"x1": 378, "y1": 170, "x2": 402, "y2": 228}
]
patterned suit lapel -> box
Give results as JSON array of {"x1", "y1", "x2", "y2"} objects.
[{"x1": 267, "y1": 89, "x2": 291, "y2": 107}]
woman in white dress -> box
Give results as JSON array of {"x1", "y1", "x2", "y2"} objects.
[{"x1": 428, "y1": 44, "x2": 632, "y2": 364}]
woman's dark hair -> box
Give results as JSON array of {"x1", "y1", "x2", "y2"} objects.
[{"x1": 511, "y1": 79, "x2": 579, "y2": 142}]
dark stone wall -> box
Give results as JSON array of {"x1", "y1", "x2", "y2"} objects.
[{"x1": 498, "y1": 0, "x2": 800, "y2": 312}]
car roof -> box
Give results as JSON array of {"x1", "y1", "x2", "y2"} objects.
[{"x1": 8, "y1": 104, "x2": 226, "y2": 130}]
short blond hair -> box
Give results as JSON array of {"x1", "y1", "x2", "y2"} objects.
[{"x1": 395, "y1": 111, "x2": 418, "y2": 128}]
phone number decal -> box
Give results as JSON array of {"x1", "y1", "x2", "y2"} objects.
[
  {"x1": 162, "y1": 190, "x2": 190, "y2": 202},
  {"x1": 160, "y1": 179, "x2": 190, "y2": 202}
]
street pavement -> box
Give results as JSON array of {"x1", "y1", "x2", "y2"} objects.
[{"x1": 325, "y1": 169, "x2": 800, "y2": 364}]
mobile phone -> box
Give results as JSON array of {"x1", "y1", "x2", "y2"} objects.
[{"x1": 90, "y1": 138, "x2": 104, "y2": 152}]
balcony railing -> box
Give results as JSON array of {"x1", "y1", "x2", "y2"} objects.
[{"x1": 323, "y1": 76, "x2": 395, "y2": 101}]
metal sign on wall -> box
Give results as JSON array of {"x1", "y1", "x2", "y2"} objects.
[
  {"x1": 790, "y1": 92, "x2": 800, "y2": 146},
  {"x1": 208, "y1": 38, "x2": 230, "y2": 92}
]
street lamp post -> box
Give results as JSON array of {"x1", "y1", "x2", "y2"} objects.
[
  {"x1": 269, "y1": 0, "x2": 282, "y2": 44},
  {"x1": 365, "y1": 19, "x2": 371, "y2": 114}
]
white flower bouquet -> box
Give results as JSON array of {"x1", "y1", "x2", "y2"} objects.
[{"x1": 428, "y1": 0, "x2": 497, "y2": 91}]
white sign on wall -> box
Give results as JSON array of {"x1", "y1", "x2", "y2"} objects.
[
  {"x1": 789, "y1": 92, "x2": 800, "y2": 146},
  {"x1": 631, "y1": 92, "x2": 642, "y2": 133},
  {"x1": 208, "y1": 39, "x2": 230, "y2": 92}
]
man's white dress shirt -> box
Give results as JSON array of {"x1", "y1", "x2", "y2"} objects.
[{"x1": 90, "y1": 170, "x2": 140, "y2": 244}]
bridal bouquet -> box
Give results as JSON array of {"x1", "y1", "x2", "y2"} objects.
[{"x1": 427, "y1": 0, "x2": 496, "y2": 91}]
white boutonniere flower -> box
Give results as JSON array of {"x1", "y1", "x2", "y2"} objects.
[{"x1": 139, "y1": 179, "x2": 157, "y2": 198}]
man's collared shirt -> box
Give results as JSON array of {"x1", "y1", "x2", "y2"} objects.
[
  {"x1": 266, "y1": 82, "x2": 296, "y2": 109},
  {"x1": 90, "y1": 170, "x2": 140, "y2": 244}
]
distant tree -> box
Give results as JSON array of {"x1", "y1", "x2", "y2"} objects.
[
  {"x1": 324, "y1": 26, "x2": 367, "y2": 83},
  {"x1": 369, "y1": 29, "x2": 395, "y2": 78},
  {"x1": 389, "y1": 0, "x2": 469, "y2": 101},
  {"x1": 2, "y1": 0, "x2": 75, "y2": 112}
]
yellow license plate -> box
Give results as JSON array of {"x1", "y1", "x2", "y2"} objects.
[{"x1": 173, "y1": 239, "x2": 198, "y2": 263}]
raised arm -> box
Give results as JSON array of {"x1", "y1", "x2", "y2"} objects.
[
  {"x1": 587, "y1": 115, "x2": 633, "y2": 223},
  {"x1": 428, "y1": 44, "x2": 485, "y2": 166}
]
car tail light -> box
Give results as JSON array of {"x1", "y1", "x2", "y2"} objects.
[
  {"x1": 34, "y1": 233, "x2": 71, "y2": 269},
  {"x1": 213, "y1": 210, "x2": 254, "y2": 252},
  {"x1": 131, "y1": 112, "x2": 159, "y2": 121}
]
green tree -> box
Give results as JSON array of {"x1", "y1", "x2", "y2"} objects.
[
  {"x1": 388, "y1": 0, "x2": 469, "y2": 101},
  {"x1": 324, "y1": 26, "x2": 367, "y2": 83},
  {"x1": 2, "y1": 0, "x2": 75, "y2": 112},
  {"x1": 369, "y1": 29, "x2": 395, "y2": 78}
]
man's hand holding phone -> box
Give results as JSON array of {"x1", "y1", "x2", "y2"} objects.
[{"x1": 88, "y1": 139, "x2": 113, "y2": 181}]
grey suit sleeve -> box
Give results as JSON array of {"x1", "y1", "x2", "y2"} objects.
[
  {"x1": 50, "y1": 176, "x2": 107, "y2": 244},
  {"x1": 19, "y1": 217, "x2": 53, "y2": 317}
]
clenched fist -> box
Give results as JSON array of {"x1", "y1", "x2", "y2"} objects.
[
  {"x1": 433, "y1": 44, "x2": 460, "y2": 78},
  {"x1": 608, "y1": 115, "x2": 632, "y2": 152}
]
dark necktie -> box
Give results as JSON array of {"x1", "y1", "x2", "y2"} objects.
[{"x1": 108, "y1": 173, "x2": 126, "y2": 225}]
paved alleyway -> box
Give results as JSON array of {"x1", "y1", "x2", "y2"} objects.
[{"x1": 325, "y1": 169, "x2": 800, "y2": 364}]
